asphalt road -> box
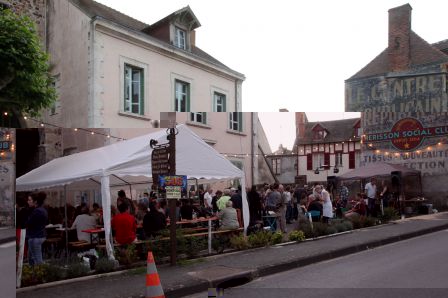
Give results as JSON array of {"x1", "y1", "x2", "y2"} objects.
[
  {"x1": 0, "y1": 241, "x2": 16, "y2": 298},
  {"x1": 187, "y1": 229, "x2": 448, "y2": 298}
]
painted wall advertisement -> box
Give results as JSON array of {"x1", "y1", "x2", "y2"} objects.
[
  {"x1": 345, "y1": 65, "x2": 448, "y2": 113},
  {"x1": 362, "y1": 113, "x2": 448, "y2": 177}
]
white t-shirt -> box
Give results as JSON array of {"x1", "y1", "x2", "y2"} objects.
[
  {"x1": 321, "y1": 190, "x2": 333, "y2": 218},
  {"x1": 365, "y1": 182, "x2": 377, "y2": 199},
  {"x1": 71, "y1": 214, "x2": 97, "y2": 243},
  {"x1": 204, "y1": 192, "x2": 213, "y2": 208}
]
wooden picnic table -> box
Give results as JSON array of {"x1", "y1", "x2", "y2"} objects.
[{"x1": 81, "y1": 228, "x2": 105, "y2": 244}]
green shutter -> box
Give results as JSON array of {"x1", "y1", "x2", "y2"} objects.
[
  {"x1": 223, "y1": 95, "x2": 226, "y2": 112},
  {"x1": 202, "y1": 112, "x2": 207, "y2": 124},
  {"x1": 186, "y1": 83, "x2": 190, "y2": 112},
  {"x1": 140, "y1": 69, "x2": 144, "y2": 115},
  {"x1": 238, "y1": 112, "x2": 243, "y2": 132}
]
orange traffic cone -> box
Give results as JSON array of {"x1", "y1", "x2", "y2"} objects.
[{"x1": 146, "y1": 251, "x2": 165, "y2": 298}]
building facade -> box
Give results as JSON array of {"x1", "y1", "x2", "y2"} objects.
[
  {"x1": 11, "y1": 0, "x2": 244, "y2": 128},
  {"x1": 266, "y1": 113, "x2": 362, "y2": 187},
  {"x1": 346, "y1": 4, "x2": 448, "y2": 209},
  {"x1": 295, "y1": 113, "x2": 362, "y2": 186}
]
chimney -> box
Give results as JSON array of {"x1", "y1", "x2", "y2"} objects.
[
  {"x1": 295, "y1": 112, "x2": 307, "y2": 139},
  {"x1": 388, "y1": 4, "x2": 412, "y2": 72}
]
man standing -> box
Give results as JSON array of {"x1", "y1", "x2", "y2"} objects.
[
  {"x1": 364, "y1": 178, "x2": 377, "y2": 217},
  {"x1": 339, "y1": 182, "x2": 349, "y2": 208},
  {"x1": 278, "y1": 184, "x2": 287, "y2": 233},
  {"x1": 204, "y1": 188, "x2": 213, "y2": 210}
]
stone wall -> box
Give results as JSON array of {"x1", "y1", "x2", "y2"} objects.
[
  {"x1": 0, "y1": 128, "x2": 15, "y2": 227},
  {"x1": 3, "y1": 0, "x2": 46, "y2": 44}
]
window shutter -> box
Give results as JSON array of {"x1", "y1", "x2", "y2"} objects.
[
  {"x1": 202, "y1": 112, "x2": 207, "y2": 124},
  {"x1": 186, "y1": 83, "x2": 190, "y2": 112},
  {"x1": 349, "y1": 151, "x2": 355, "y2": 169},
  {"x1": 238, "y1": 112, "x2": 243, "y2": 132},
  {"x1": 324, "y1": 153, "x2": 330, "y2": 169},
  {"x1": 223, "y1": 96, "x2": 227, "y2": 112},
  {"x1": 307, "y1": 154, "x2": 312, "y2": 171},
  {"x1": 140, "y1": 70, "x2": 144, "y2": 115}
]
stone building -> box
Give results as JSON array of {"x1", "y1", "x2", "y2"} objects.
[
  {"x1": 346, "y1": 4, "x2": 448, "y2": 209},
  {"x1": 0, "y1": 128, "x2": 15, "y2": 227}
]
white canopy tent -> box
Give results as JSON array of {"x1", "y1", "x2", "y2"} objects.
[{"x1": 17, "y1": 125, "x2": 248, "y2": 259}]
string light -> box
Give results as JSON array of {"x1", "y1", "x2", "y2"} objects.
[
  {"x1": 3, "y1": 112, "x2": 7, "y2": 116},
  {"x1": 74, "y1": 128, "x2": 78, "y2": 131}
]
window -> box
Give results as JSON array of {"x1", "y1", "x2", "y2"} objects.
[
  {"x1": 313, "y1": 130, "x2": 326, "y2": 140},
  {"x1": 229, "y1": 112, "x2": 243, "y2": 132},
  {"x1": 124, "y1": 64, "x2": 144, "y2": 115},
  {"x1": 272, "y1": 158, "x2": 281, "y2": 175},
  {"x1": 175, "y1": 27, "x2": 186, "y2": 49},
  {"x1": 175, "y1": 80, "x2": 190, "y2": 112},
  {"x1": 312, "y1": 153, "x2": 324, "y2": 169},
  {"x1": 213, "y1": 92, "x2": 226, "y2": 112},
  {"x1": 335, "y1": 152, "x2": 343, "y2": 167},
  {"x1": 349, "y1": 151, "x2": 356, "y2": 169},
  {"x1": 190, "y1": 112, "x2": 207, "y2": 124}
]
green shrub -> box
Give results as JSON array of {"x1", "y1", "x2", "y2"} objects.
[
  {"x1": 381, "y1": 207, "x2": 399, "y2": 222},
  {"x1": 350, "y1": 216, "x2": 363, "y2": 229},
  {"x1": 364, "y1": 216, "x2": 376, "y2": 227},
  {"x1": 288, "y1": 230, "x2": 305, "y2": 242},
  {"x1": 270, "y1": 231, "x2": 283, "y2": 245},
  {"x1": 333, "y1": 223, "x2": 348, "y2": 233},
  {"x1": 313, "y1": 222, "x2": 328, "y2": 237},
  {"x1": 248, "y1": 230, "x2": 272, "y2": 247},
  {"x1": 342, "y1": 220, "x2": 353, "y2": 231},
  {"x1": 299, "y1": 223, "x2": 314, "y2": 239},
  {"x1": 185, "y1": 237, "x2": 208, "y2": 258},
  {"x1": 66, "y1": 262, "x2": 90, "y2": 279},
  {"x1": 325, "y1": 226, "x2": 337, "y2": 235},
  {"x1": 95, "y1": 257, "x2": 116, "y2": 274},
  {"x1": 230, "y1": 234, "x2": 250, "y2": 250}
]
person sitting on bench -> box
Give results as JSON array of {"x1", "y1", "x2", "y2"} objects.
[{"x1": 218, "y1": 201, "x2": 239, "y2": 230}]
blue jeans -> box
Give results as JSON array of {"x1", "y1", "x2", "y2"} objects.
[{"x1": 28, "y1": 237, "x2": 46, "y2": 266}]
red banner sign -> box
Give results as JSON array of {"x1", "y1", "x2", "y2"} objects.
[{"x1": 364, "y1": 118, "x2": 448, "y2": 151}]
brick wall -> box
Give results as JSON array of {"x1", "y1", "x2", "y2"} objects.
[{"x1": 4, "y1": 0, "x2": 46, "y2": 42}]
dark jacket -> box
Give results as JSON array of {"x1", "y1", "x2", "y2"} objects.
[
  {"x1": 143, "y1": 211, "x2": 166, "y2": 237},
  {"x1": 230, "y1": 193, "x2": 243, "y2": 210},
  {"x1": 26, "y1": 207, "x2": 48, "y2": 238}
]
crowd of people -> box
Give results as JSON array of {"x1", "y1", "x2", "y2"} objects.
[{"x1": 16, "y1": 177, "x2": 395, "y2": 266}]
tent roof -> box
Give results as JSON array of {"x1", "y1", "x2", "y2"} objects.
[
  {"x1": 16, "y1": 125, "x2": 243, "y2": 191},
  {"x1": 338, "y1": 162, "x2": 420, "y2": 180}
]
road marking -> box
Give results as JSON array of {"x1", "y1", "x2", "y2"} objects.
[{"x1": 0, "y1": 242, "x2": 15, "y2": 248}]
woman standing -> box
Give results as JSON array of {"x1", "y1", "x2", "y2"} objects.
[{"x1": 26, "y1": 192, "x2": 48, "y2": 266}]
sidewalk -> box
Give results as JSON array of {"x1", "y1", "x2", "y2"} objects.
[
  {"x1": 0, "y1": 227, "x2": 15, "y2": 245},
  {"x1": 16, "y1": 212, "x2": 448, "y2": 298}
]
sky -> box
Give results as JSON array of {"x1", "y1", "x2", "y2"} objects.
[{"x1": 96, "y1": 0, "x2": 447, "y2": 150}]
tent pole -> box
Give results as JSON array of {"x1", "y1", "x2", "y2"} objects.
[{"x1": 64, "y1": 185, "x2": 69, "y2": 265}]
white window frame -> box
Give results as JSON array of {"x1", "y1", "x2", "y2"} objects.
[
  {"x1": 229, "y1": 112, "x2": 243, "y2": 132},
  {"x1": 190, "y1": 112, "x2": 207, "y2": 124},
  {"x1": 175, "y1": 27, "x2": 186, "y2": 50},
  {"x1": 124, "y1": 64, "x2": 144, "y2": 115},
  {"x1": 175, "y1": 80, "x2": 190, "y2": 112},
  {"x1": 313, "y1": 153, "x2": 324, "y2": 169},
  {"x1": 272, "y1": 158, "x2": 281, "y2": 175},
  {"x1": 213, "y1": 92, "x2": 226, "y2": 112},
  {"x1": 335, "y1": 152, "x2": 343, "y2": 167},
  {"x1": 119, "y1": 57, "x2": 148, "y2": 117}
]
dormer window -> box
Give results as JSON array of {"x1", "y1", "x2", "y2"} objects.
[
  {"x1": 175, "y1": 27, "x2": 186, "y2": 49},
  {"x1": 312, "y1": 124, "x2": 327, "y2": 140}
]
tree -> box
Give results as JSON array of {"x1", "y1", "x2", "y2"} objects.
[{"x1": 0, "y1": 7, "x2": 56, "y2": 118}]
